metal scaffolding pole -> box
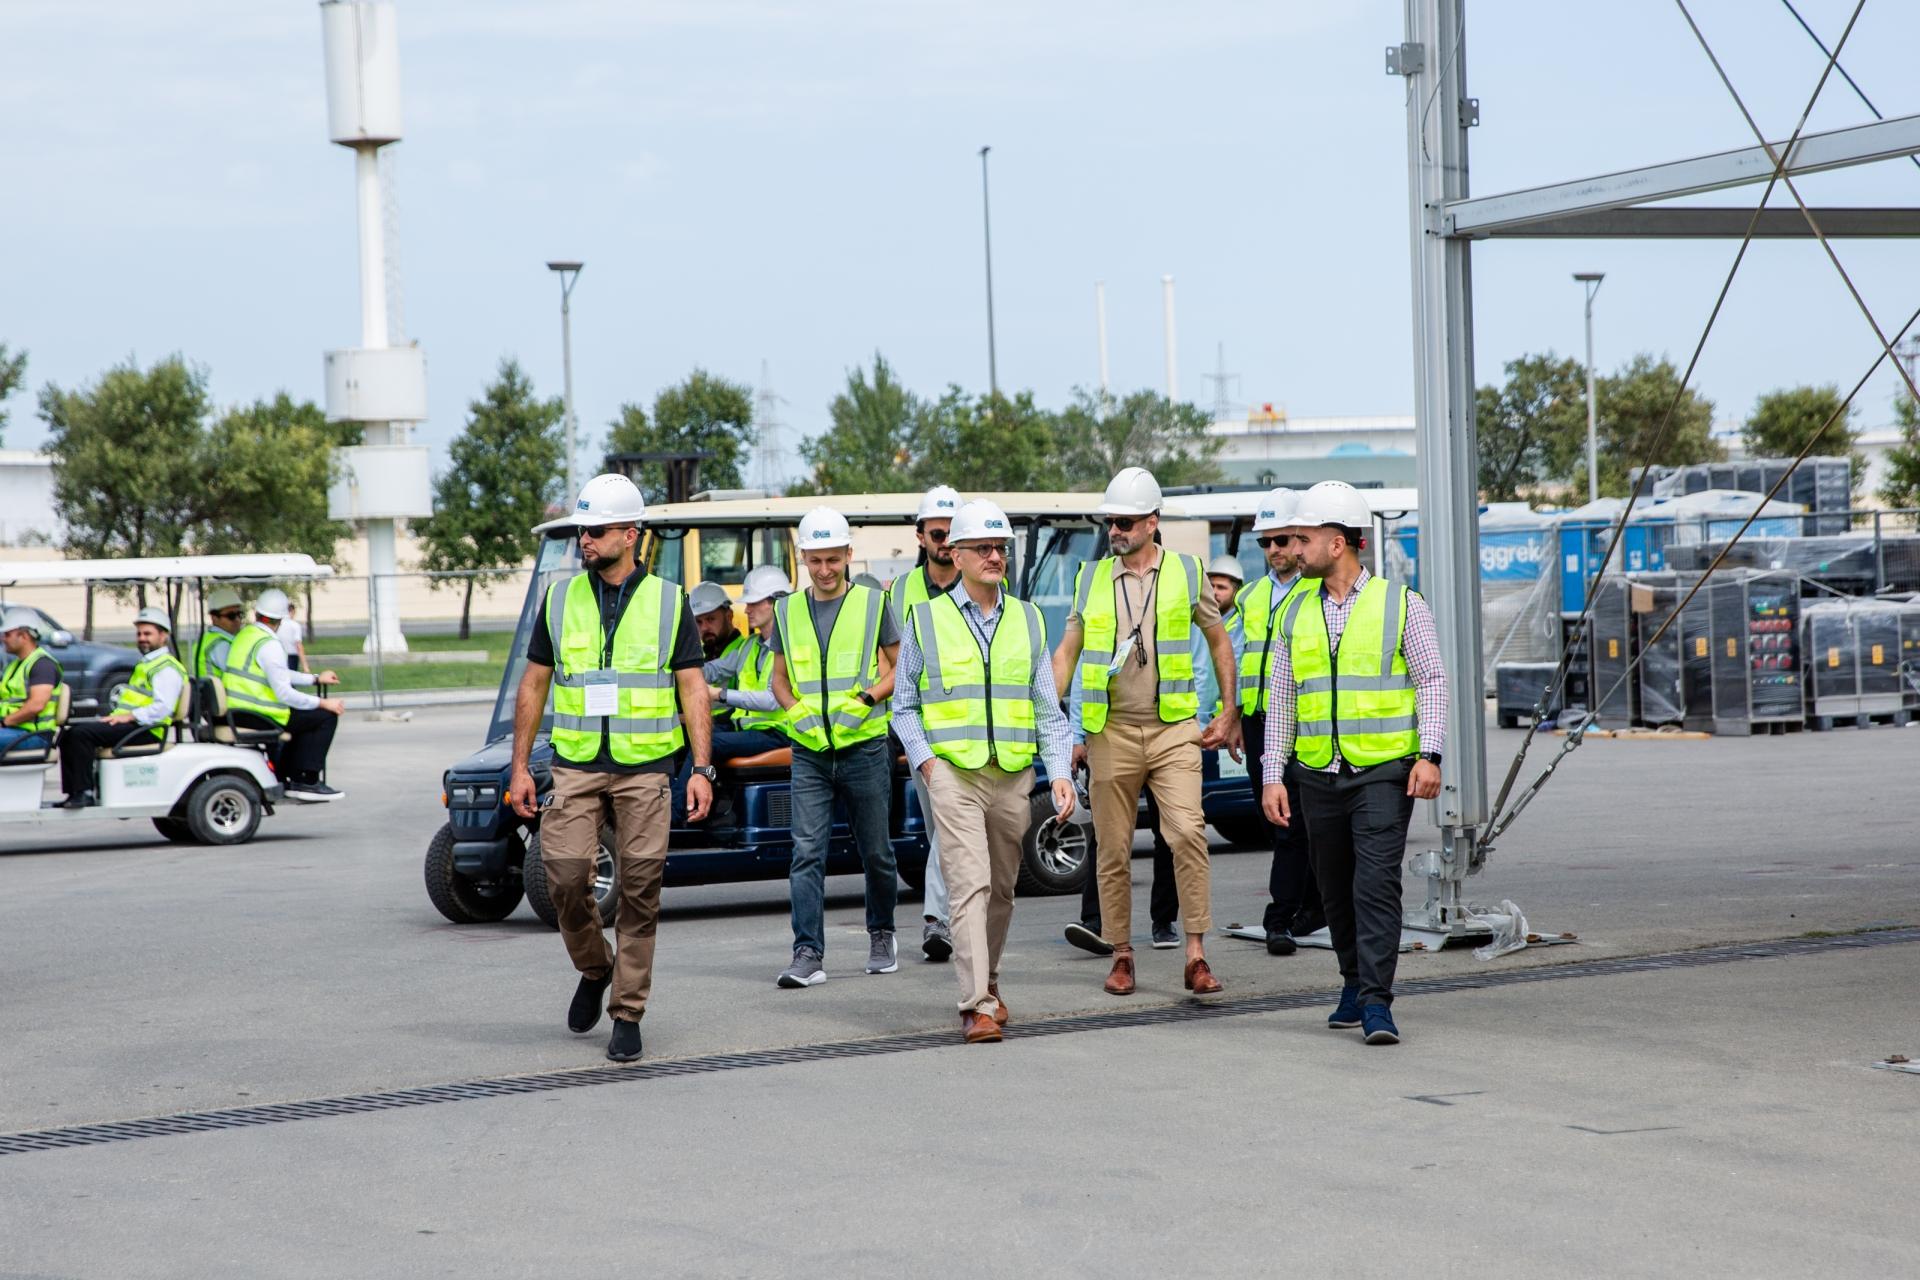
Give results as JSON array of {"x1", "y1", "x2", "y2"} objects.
[{"x1": 1398, "y1": 0, "x2": 1490, "y2": 942}]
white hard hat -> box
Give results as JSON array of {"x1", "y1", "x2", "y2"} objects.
[
  {"x1": 741, "y1": 564, "x2": 793, "y2": 605},
  {"x1": 688, "y1": 582, "x2": 732, "y2": 616},
  {"x1": 1207, "y1": 554, "x2": 1245, "y2": 583},
  {"x1": 132, "y1": 607, "x2": 173, "y2": 632},
  {"x1": 1, "y1": 606, "x2": 41, "y2": 638},
  {"x1": 948, "y1": 499, "x2": 1013, "y2": 545},
  {"x1": 1096, "y1": 466, "x2": 1162, "y2": 517},
  {"x1": 917, "y1": 485, "x2": 962, "y2": 523},
  {"x1": 206, "y1": 586, "x2": 243, "y2": 613},
  {"x1": 797, "y1": 506, "x2": 853, "y2": 550},
  {"x1": 253, "y1": 588, "x2": 291, "y2": 621},
  {"x1": 1296, "y1": 480, "x2": 1373, "y2": 533},
  {"x1": 569, "y1": 472, "x2": 647, "y2": 526},
  {"x1": 1250, "y1": 487, "x2": 1303, "y2": 534}
]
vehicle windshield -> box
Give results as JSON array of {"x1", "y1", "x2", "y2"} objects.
[
  {"x1": 487, "y1": 533, "x2": 582, "y2": 742},
  {"x1": 643, "y1": 524, "x2": 788, "y2": 589},
  {"x1": 1021, "y1": 520, "x2": 1103, "y2": 641}
]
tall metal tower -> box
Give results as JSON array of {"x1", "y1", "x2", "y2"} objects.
[
  {"x1": 753, "y1": 361, "x2": 789, "y2": 495},
  {"x1": 1204, "y1": 342, "x2": 1241, "y2": 423}
]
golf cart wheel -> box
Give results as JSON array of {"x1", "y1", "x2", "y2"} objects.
[
  {"x1": 1209, "y1": 814, "x2": 1270, "y2": 851},
  {"x1": 423, "y1": 823, "x2": 525, "y2": 924},
  {"x1": 522, "y1": 824, "x2": 618, "y2": 930},
  {"x1": 1018, "y1": 791, "x2": 1089, "y2": 897},
  {"x1": 183, "y1": 773, "x2": 264, "y2": 845},
  {"x1": 152, "y1": 817, "x2": 195, "y2": 844}
]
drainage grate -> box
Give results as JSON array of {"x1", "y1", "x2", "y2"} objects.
[{"x1": 2, "y1": 927, "x2": 1912, "y2": 1159}]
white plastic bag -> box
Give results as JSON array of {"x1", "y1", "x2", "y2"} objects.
[{"x1": 1472, "y1": 899, "x2": 1530, "y2": 960}]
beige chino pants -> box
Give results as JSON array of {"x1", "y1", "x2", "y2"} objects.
[
  {"x1": 1087, "y1": 719, "x2": 1212, "y2": 946},
  {"x1": 925, "y1": 758, "x2": 1032, "y2": 1015},
  {"x1": 542, "y1": 766, "x2": 671, "y2": 1022}
]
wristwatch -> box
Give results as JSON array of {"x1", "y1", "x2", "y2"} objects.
[
  {"x1": 1418, "y1": 751, "x2": 1443, "y2": 766},
  {"x1": 855, "y1": 689, "x2": 876, "y2": 707},
  {"x1": 690, "y1": 764, "x2": 718, "y2": 782}
]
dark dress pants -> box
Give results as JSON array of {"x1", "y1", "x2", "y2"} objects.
[
  {"x1": 58, "y1": 720, "x2": 131, "y2": 798},
  {"x1": 1242, "y1": 711, "x2": 1323, "y2": 937},
  {"x1": 1295, "y1": 757, "x2": 1416, "y2": 1009},
  {"x1": 233, "y1": 706, "x2": 338, "y2": 783}
]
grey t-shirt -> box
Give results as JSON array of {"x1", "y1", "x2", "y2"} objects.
[{"x1": 770, "y1": 589, "x2": 900, "y2": 656}]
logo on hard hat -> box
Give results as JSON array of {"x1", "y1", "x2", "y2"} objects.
[
  {"x1": 938, "y1": 498, "x2": 956, "y2": 509},
  {"x1": 1257, "y1": 508, "x2": 1275, "y2": 523},
  {"x1": 986, "y1": 517, "x2": 1006, "y2": 529},
  {"x1": 577, "y1": 499, "x2": 590, "y2": 510},
  {"x1": 810, "y1": 528, "x2": 832, "y2": 539}
]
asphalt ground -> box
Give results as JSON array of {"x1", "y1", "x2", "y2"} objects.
[{"x1": 1, "y1": 704, "x2": 1915, "y2": 1275}]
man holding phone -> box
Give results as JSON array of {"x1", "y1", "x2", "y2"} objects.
[{"x1": 892, "y1": 500, "x2": 1074, "y2": 1043}]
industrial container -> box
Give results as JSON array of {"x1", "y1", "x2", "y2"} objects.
[
  {"x1": 1802, "y1": 597, "x2": 1917, "y2": 727},
  {"x1": 1706, "y1": 570, "x2": 1803, "y2": 734}
]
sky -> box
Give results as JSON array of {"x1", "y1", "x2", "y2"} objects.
[{"x1": 4, "y1": 0, "x2": 1919, "y2": 477}]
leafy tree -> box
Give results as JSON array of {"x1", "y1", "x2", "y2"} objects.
[
  {"x1": 40, "y1": 355, "x2": 210, "y2": 564},
  {"x1": 1588, "y1": 355, "x2": 1722, "y2": 498},
  {"x1": 197, "y1": 393, "x2": 359, "y2": 563},
  {"x1": 1474, "y1": 353, "x2": 1586, "y2": 501},
  {"x1": 1744, "y1": 384, "x2": 1867, "y2": 497},
  {"x1": 1877, "y1": 392, "x2": 1920, "y2": 511},
  {"x1": 415, "y1": 360, "x2": 564, "y2": 637},
  {"x1": 1054, "y1": 389, "x2": 1223, "y2": 491},
  {"x1": 604, "y1": 368, "x2": 754, "y2": 502},
  {"x1": 794, "y1": 353, "x2": 917, "y2": 495},
  {"x1": 906, "y1": 387, "x2": 1064, "y2": 492},
  {"x1": 0, "y1": 344, "x2": 26, "y2": 445}
]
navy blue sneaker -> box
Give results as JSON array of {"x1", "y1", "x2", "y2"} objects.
[
  {"x1": 1361, "y1": 1003, "x2": 1399, "y2": 1045},
  {"x1": 1327, "y1": 985, "x2": 1363, "y2": 1029}
]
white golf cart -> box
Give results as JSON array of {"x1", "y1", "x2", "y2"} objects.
[{"x1": 0, "y1": 554, "x2": 336, "y2": 846}]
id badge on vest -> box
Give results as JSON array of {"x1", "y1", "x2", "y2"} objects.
[
  {"x1": 1107, "y1": 631, "x2": 1137, "y2": 675},
  {"x1": 583, "y1": 675, "x2": 619, "y2": 717}
]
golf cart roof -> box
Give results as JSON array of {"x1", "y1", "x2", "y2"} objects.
[
  {"x1": 0, "y1": 553, "x2": 335, "y2": 588},
  {"x1": 534, "y1": 491, "x2": 1194, "y2": 535}
]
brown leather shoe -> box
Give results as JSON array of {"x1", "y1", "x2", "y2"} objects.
[
  {"x1": 962, "y1": 1010, "x2": 1003, "y2": 1043},
  {"x1": 1104, "y1": 953, "x2": 1136, "y2": 995},
  {"x1": 988, "y1": 983, "x2": 1010, "y2": 1026},
  {"x1": 1184, "y1": 957, "x2": 1223, "y2": 994}
]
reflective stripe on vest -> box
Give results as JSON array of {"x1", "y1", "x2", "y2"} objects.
[
  {"x1": 910, "y1": 591, "x2": 1042, "y2": 771},
  {"x1": 1072, "y1": 550, "x2": 1200, "y2": 734},
  {"x1": 777, "y1": 584, "x2": 890, "y2": 751},
  {"x1": 888, "y1": 565, "x2": 937, "y2": 631},
  {"x1": 548, "y1": 572, "x2": 686, "y2": 766},
  {"x1": 221, "y1": 624, "x2": 290, "y2": 726},
  {"x1": 117, "y1": 650, "x2": 187, "y2": 739},
  {"x1": 1288, "y1": 577, "x2": 1418, "y2": 768},
  {"x1": 732, "y1": 634, "x2": 785, "y2": 732},
  {"x1": 1235, "y1": 574, "x2": 1308, "y2": 716},
  {"x1": 0, "y1": 645, "x2": 63, "y2": 735},
  {"x1": 191, "y1": 630, "x2": 230, "y2": 680}
]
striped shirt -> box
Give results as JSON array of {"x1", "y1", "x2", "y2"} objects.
[
  {"x1": 1261, "y1": 567, "x2": 1449, "y2": 781},
  {"x1": 892, "y1": 582, "x2": 1073, "y2": 780}
]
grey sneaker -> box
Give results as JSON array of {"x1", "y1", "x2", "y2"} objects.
[
  {"x1": 867, "y1": 929, "x2": 899, "y2": 974},
  {"x1": 777, "y1": 947, "x2": 826, "y2": 988},
  {"x1": 921, "y1": 919, "x2": 953, "y2": 962}
]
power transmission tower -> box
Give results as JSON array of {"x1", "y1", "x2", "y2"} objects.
[
  {"x1": 1204, "y1": 341, "x2": 1241, "y2": 423},
  {"x1": 754, "y1": 361, "x2": 789, "y2": 495}
]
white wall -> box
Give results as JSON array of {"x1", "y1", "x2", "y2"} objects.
[{"x1": 0, "y1": 452, "x2": 59, "y2": 545}]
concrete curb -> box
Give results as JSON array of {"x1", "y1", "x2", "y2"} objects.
[{"x1": 341, "y1": 688, "x2": 495, "y2": 712}]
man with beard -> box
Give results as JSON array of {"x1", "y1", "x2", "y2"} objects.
[{"x1": 57, "y1": 607, "x2": 188, "y2": 807}]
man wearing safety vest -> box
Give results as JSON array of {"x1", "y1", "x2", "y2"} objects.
[
  {"x1": 192, "y1": 586, "x2": 247, "y2": 679},
  {"x1": 1051, "y1": 467, "x2": 1241, "y2": 997},
  {"x1": 689, "y1": 580, "x2": 746, "y2": 727},
  {"x1": 1259, "y1": 480, "x2": 1449, "y2": 1047},
  {"x1": 1234, "y1": 488, "x2": 1326, "y2": 956},
  {"x1": 702, "y1": 565, "x2": 792, "y2": 760},
  {"x1": 222, "y1": 588, "x2": 346, "y2": 802},
  {"x1": 770, "y1": 505, "x2": 902, "y2": 988},
  {"x1": 889, "y1": 484, "x2": 962, "y2": 965},
  {"x1": 892, "y1": 500, "x2": 1075, "y2": 1043},
  {"x1": 507, "y1": 473, "x2": 714, "y2": 1064},
  {"x1": 0, "y1": 607, "x2": 61, "y2": 759},
  {"x1": 58, "y1": 607, "x2": 188, "y2": 808}
]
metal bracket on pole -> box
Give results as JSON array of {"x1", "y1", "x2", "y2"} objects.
[{"x1": 1385, "y1": 42, "x2": 1425, "y2": 76}]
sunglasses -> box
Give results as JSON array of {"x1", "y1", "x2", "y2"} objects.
[
  {"x1": 924, "y1": 528, "x2": 949, "y2": 543},
  {"x1": 578, "y1": 524, "x2": 634, "y2": 541},
  {"x1": 212, "y1": 609, "x2": 244, "y2": 620},
  {"x1": 956, "y1": 542, "x2": 1011, "y2": 561},
  {"x1": 1255, "y1": 535, "x2": 1289, "y2": 549},
  {"x1": 1104, "y1": 514, "x2": 1152, "y2": 532}
]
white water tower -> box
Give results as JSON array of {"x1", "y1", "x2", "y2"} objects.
[{"x1": 319, "y1": 0, "x2": 432, "y2": 652}]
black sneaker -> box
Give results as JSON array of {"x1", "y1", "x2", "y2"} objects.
[
  {"x1": 922, "y1": 919, "x2": 953, "y2": 962},
  {"x1": 568, "y1": 971, "x2": 613, "y2": 1033},
  {"x1": 606, "y1": 1018, "x2": 642, "y2": 1062},
  {"x1": 1266, "y1": 929, "x2": 1299, "y2": 956},
  {"x1": 1064, "y1": 922, "x2": 1114, "y2": 956},
  {"x1": 285, "y1": 781, "x2": 346, "y2": 803},
  {"x1": 1150, "y1": 924, "x2": 1180, "y2": 949},
  {"x1": 61, "y1": 791, "x2": 97, "y2": 810}
]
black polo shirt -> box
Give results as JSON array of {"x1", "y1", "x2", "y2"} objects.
[{"x1": 528, "y1": 570, "x2": 704, "y2": 774}]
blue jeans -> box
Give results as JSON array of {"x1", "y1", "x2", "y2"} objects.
[
  {"x1": 789, "y1": 736, "x2": 897, "y2": 956},
  {"x1": 0, "y1": 727, "x2": 50, "y2": 759}
]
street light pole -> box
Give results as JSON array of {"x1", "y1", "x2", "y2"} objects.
[
  {"x1": 1575, "y1": 271, "x2": 1605, "y2": 502},
  {"x1": 548, "y1": 260, "x2": 584, "y2": 501},
  {"x1": 979, "y1": 145, "x2": 998, "y2": 401}
]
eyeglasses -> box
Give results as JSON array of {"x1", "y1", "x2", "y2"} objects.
[
  {"x1": 956, "y1": 542, "x2": 1011, "y2": 561},
  {"x1": 1104, "y1": 514, "x2": 1152, "y2": 532},
  {"x1": 578, "y1": 524, "x2": 633, "y2": 541}
]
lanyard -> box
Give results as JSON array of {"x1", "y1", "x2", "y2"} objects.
[
  {"x1": 597, "y1": 573, "x2": 637, "y2": 667},
  {"x1": 1116, "y1": 566, "x2": 1160, "y2": 668}
]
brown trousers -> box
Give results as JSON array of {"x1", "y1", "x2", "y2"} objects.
[
  {"x1": 925, "y1": 759, "x2": 1031, "y2": 1015},
  {"x1": 542, "y1": 766, "x2": 670, "y2": 1021},
  {"x1": 1088, "y1": 719, "x2": 1212, "y2": 945}
]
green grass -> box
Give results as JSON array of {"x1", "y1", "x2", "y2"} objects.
[
  {"x1": 306, "y1": 631, "x2": 516, "y2": 695},
  {"x1": 306, "y1": 631, "x2": 516, "y2": 657}
]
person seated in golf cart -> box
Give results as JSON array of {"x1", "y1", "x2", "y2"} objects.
[
  {"x1": 0, "y1": 607, "x2": 62, "y2": 760},
  {"x1": 57, "y1": 607, "x2": 187, "y2": 808}
]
